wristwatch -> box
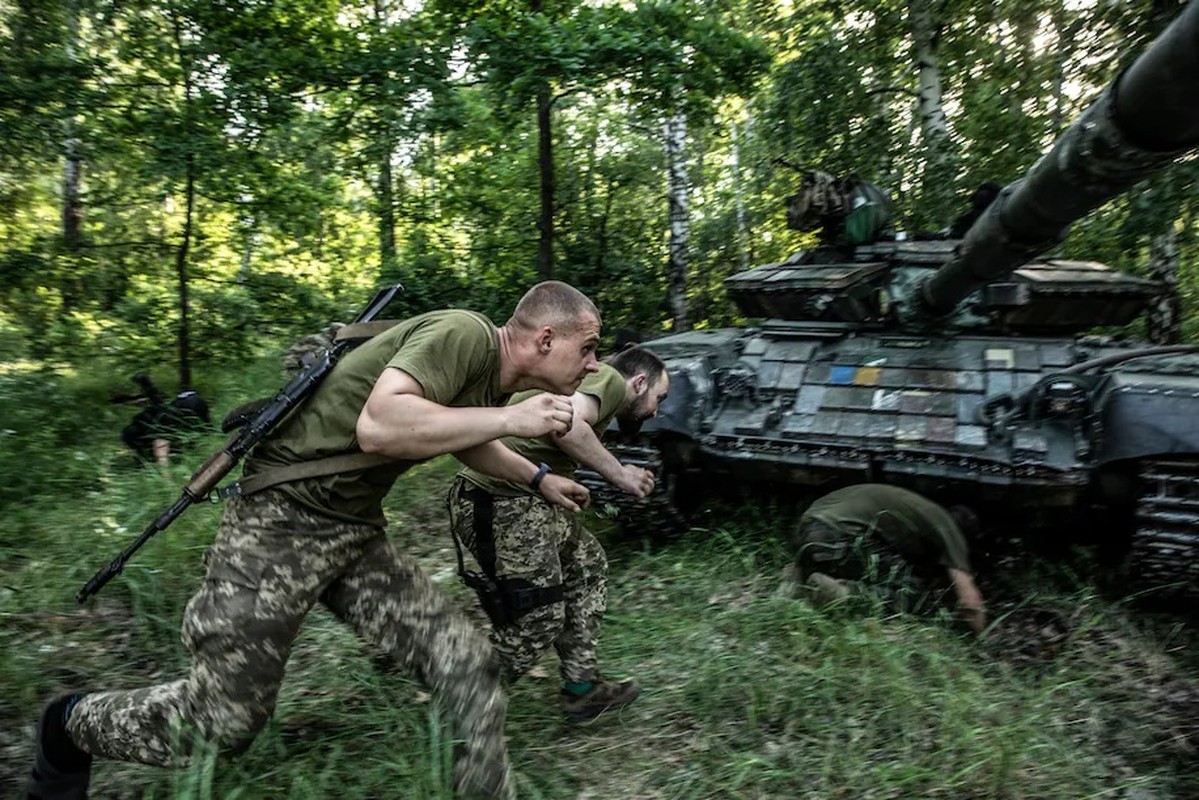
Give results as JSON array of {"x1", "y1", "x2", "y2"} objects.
[{"x1": 529, "y1": 462, "x2": 552, "y2": 491}]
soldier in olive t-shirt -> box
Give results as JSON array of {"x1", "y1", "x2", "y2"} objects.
[
  {"x1": 460, "y1": 364, "x2": 627, "y2": 496},
  {"x1": 791, "y1": 484, "x2": 987, "y2": 634},
  {"x1": 245, "y1": 309, "x2": 506, "y2": 526},
  {"x1": 32, "y1": 282, "x2": 604, "y2": 800},
  {"x1": 448, "y1": 346, "x2": 669, "y2": 723}
]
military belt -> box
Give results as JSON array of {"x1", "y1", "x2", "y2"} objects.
[{"x1": 451, "y1": 483, "x2": 564, "y2": 627}]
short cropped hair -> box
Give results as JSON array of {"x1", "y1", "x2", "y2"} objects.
[
  {"x1": 605, "y1": 345, "x2": 666, "y2": 386},
  {"x1": 508, "y1": 281, "x2": 600, "y2": 334}
]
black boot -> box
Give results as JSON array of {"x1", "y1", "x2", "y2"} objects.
[{"x1": 26, "y1": 694, "x2": 92, "y2": 800}]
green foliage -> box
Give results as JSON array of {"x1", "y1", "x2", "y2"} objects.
[
  {"x1": 0, "y1": 0, "x2": 1196, "y2": 366},
  {"x1": 0, "y1": 365, "x2": 125, "y2": 506},
  {"x1": 3, "y1": 394, "x2": 1195, "y2": 796}
]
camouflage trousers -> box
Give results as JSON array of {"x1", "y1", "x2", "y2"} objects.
[
  {"x1": 66, "y1": 488, "x2": 512, "y2": 799},
  {"x1": 794, "y1": 518, "x2": 945, "y2": 616},
  {"x1": 447, "y1": 477, "x2": 608, "y2": 685}
]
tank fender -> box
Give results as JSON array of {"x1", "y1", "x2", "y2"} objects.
[{"x1": 1094, "y1": 373, "x2": 1199, "y2": 463}]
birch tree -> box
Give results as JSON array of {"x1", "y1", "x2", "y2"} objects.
[
  {"x1": 664, "y1": 109, "x2": 691, "y2": 330},
  {"x1": 908, "y1": 0, "x2": 955, "y2": 224}
]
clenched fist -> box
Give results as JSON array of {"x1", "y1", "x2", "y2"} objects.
[
  {"x1": 504, "y1": 393, "x2": 574, "y2": 438},
  {"x1": 614, "y1": 464, "x2": 656, "y2": 498},
  {"x1": 538, "y1": 474, "x2": 591, "y2": 512}
]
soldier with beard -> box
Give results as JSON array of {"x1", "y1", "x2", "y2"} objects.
[{"x1": 448, "y1": 345, "x2": 669, "y2": 722}]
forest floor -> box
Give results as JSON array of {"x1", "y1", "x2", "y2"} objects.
[{"x1": 2, "y1": 452, "x2": 1197, "y2": 799}]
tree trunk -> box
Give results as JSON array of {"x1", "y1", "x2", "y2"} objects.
[
  {"x1": 664, "y1": 111, "x2": 690, "y2": 331},
  {"x1": 238, "y1": 204, "x2": 256, "y2": 284},
  {"x1": 1147, "y1": 227, "x2": 1181, "y2": 345},
  {"x1": 532, "y1": 0, "x2": 554, "y2": 281},
  {"x1": 172, "y1": 13, "x2": 194, "y2": 390},
  {"x1": 730, "y1": 118, "x2": 750, "y2": 272},
  {"x1": 1050, "y1": 1, "x2": 1070, "y2": 134},
  {"x1": 536, "y1": 84, "x2": 555, "y2": 281},
  {"x1": 62, "y1": 141, "x2": 83, "y2": 249},
  {"x1": 908, "y1": 0, "x2": 953, "y2": 221},
  {"x1": 909, "y1": 0, "x2": 949, "y2": 143},
  {"x1": 177, "y1": 159, "x2": 195, "y2": 390},
  {"x1": 378, "y1": 148, "x2": 397, "y2": 277},
  {"x1": 374, "y1": 0, "x2": 398, "y2": 281},
  {"x1": 596, "y1": 175, "x2": 615, "y2": 278},
  {"x1": 62, "y1": 0, "x2": 83, "y2": 250}
]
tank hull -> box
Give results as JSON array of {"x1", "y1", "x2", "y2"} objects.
[{"x1": 584, "y1": 324, "x2": 1199, "y2": 596}]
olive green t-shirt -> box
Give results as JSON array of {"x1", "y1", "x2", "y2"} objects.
[
  {"x1": 243, "y1": 309, "x2": 504, "y2": 526},
  {"x1": 459, "y1": 363, "x2": 627, "y2": 497},
  {"x1": 804, "y1": 484, "x2": 972, "y2": 573}
]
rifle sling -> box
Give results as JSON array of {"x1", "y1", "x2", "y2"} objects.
[
  {"x1": 334, "y1": 320, "x2": 402, "y2": 342},
  {"x1": 230, "y1": 452, "x2": 396, "y2": 498}
]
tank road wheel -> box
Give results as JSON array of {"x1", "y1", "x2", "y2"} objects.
[
  {"x1": 576, "y1": 442, "x2": 690, "y2": 542},
  {"x1": 1129, "y1": 459, "x2": 1199, "y2": 601}
]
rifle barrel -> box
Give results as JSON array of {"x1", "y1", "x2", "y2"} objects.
[{"x1": 75, "y1": 493, "x2": 194, "y2": 603}]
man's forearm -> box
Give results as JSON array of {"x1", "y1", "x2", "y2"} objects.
[
  {"x1": 948, "y1": 567, "x2": 986, "y2": 635},
  {"x1": 358, "y1": 394, "x2": 513, "y2": 460},
  {"x1": 556, "y1": 425, "x2": 625, "y2": 484},
  {"x1": 454, "y1": 439, "x2": 539, "y2": 485}
]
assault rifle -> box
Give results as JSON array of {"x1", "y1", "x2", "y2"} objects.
[{"x1": 76, "y1": 284, "x2": 403, "y2": 604}]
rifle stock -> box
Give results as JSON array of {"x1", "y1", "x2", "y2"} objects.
[{"x1": 76, "y1": 284, "x2": 402, "y2": 604}]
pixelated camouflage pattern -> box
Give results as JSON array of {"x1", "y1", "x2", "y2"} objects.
[
  {"x1": 67, "y1": 489, "x2": 512, "y2": 799},
  {"x1": 794, "y1": 519, "x2": 948, "y2": 615},
  {"x1": 447, "y1": 478, "x2": 608, "y2": 685},
  {"x1": 281, "y1": 323, "x2": 343, "y2": 374}
]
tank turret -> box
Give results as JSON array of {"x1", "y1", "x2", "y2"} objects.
[
  {"x1": 727, "y1": 1, "x2": 1199, "y2": 335},
  {"x1": 584, "y1": 2, "x2": 1199, "y2": 599}
]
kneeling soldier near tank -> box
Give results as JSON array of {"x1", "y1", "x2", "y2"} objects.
[
  {"x1": 447, "y1": 345, "x2": 669, "y2": 722},
  {"x1": 788, "y1": 484, "x2": 987, "y2": 635},
  {"x1": 26, "y1": 281, "x2": 600, "y2": 800}
]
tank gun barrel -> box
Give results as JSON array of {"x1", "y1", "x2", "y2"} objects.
[{"x1": 919, "y1": 1, "x2": 1199, "y2": 317}]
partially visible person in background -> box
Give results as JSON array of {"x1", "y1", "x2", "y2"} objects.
[
  {"x1": 120, "y1": 373, "x2": 211, "y2": 465},
  {"x1": 784, "y1": 170, "x2": 893, "y2": 249},
  {"x1": 785, "y1": 483, "x2": 987, "y2": 635}
]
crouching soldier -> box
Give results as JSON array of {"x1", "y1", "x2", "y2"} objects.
[
  {"x1": 447, "y1": 346, "x2": 669, "y2": 722},
  {"x1": 787, "y1": 484, "x2": 987, "y2": 635}
]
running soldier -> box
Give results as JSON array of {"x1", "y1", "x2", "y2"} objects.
[
  {"x1": 27, "y1": 281, "x2": 601, "y2": 800},
  {"x1": 447, "y1": 346, "x2": 669, "y2": 722}
]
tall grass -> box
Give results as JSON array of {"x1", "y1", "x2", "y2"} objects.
[{"x1": 1, "y1": 357, "x2": 1194, "y2": 799}]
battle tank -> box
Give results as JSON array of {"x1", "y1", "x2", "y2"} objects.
[{"x1": 583, "y1": 2, "x2": 1199, "y2": 597}]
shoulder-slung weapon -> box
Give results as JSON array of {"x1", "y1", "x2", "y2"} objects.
[{"x1": 76, "y1": 284, "x2": 403, "y2": 603}]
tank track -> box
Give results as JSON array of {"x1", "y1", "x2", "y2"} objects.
[
  {"x1": 576, "y1": 443, "x2": 689, "y2": 541},
  {"x1": 1130, "y1": 458, "x2": 1199, "y2": 597}
]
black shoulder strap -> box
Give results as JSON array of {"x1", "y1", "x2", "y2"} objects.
[{"x1": 451, "y1": 485, "x2": 564, "y2": 625}]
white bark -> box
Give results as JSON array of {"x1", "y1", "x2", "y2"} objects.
[
  {"x1": 664, "y1": 111, "x2": 690, "y2": 330},
  {"x1": 909, "y1": 0, "x2": 949, "y2": 147},
  {"x1": 1147, "y1": 227, "x2": 1182, "y2": 344},
  {"x1": 731, "y1": 118, "x2": 750, "y2": 273}
]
